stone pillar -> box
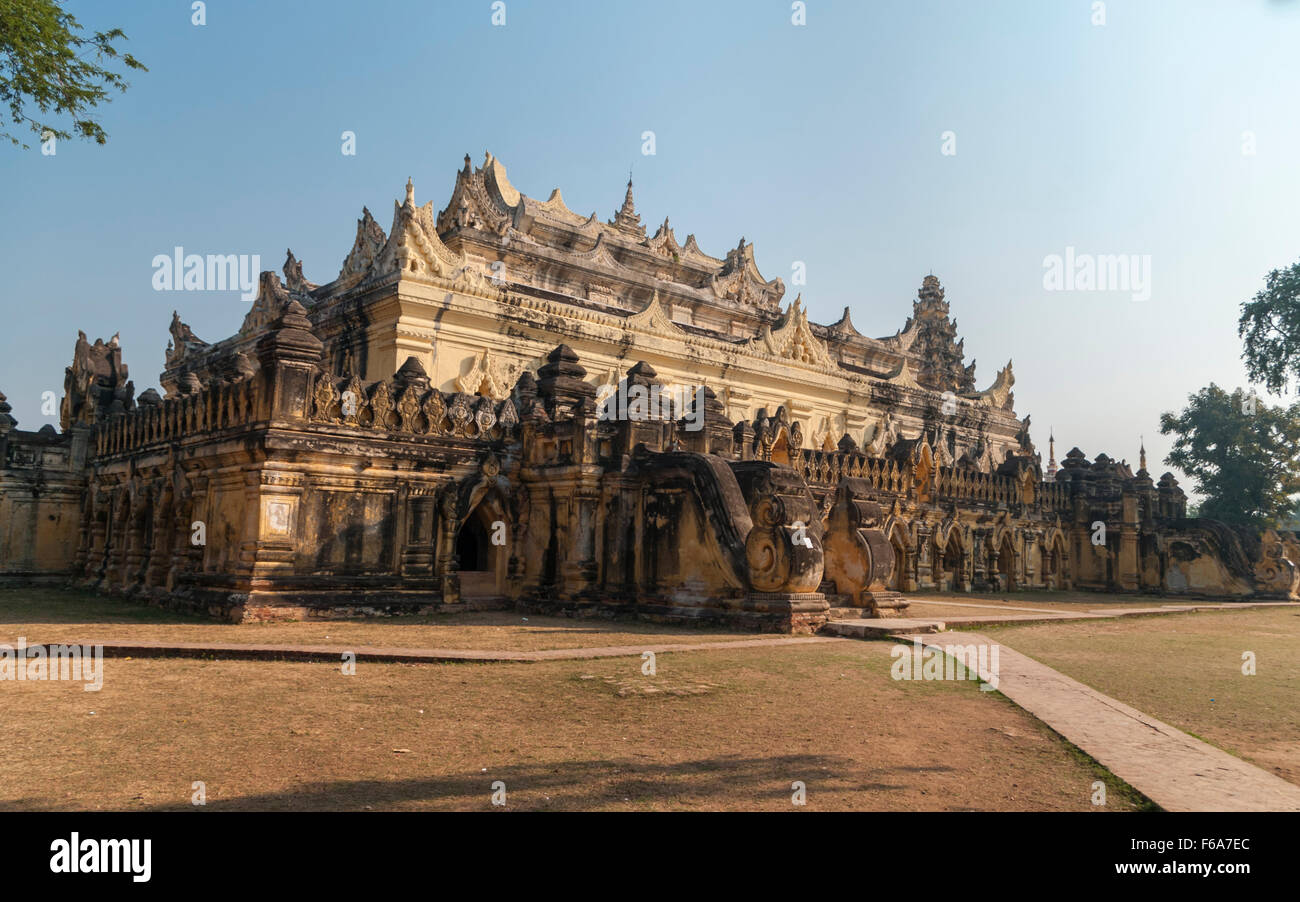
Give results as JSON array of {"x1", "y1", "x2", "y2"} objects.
[
  {"x1": 1118, "y1": 492, "x2": 1140, "y2": 591},
  {"x1": 145, "y1": 484, "x2": 173, "y2": 590},
  {"x1": 256, "y1": 299, "x2": 324, "y2": 423},
  {"x1": 436, "y1": 485, "x2": 460, "y2": 603},
  {"x1": 244, "y1": 469, "x2": 303, "y2": 586}
]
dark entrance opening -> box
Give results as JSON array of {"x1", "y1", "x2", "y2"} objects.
[
  {"x1": 942, "y1": 540, "x2": 964, "y2": 591},
  {"x1": 998, "y1": 538, "x2": 1016, "y2": 591},
  {"x1": 456, "y1": 517, "x2": 491, "y2": 571}
]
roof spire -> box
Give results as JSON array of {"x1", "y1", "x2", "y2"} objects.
[
  {"x1": 404, "y1": 177, "x2": 414, "y2": 206},
  {"x1": 1139, "y1": 436, "x2": 1147, "y2": 472},
  {"x1": 620, "y1": 173, "x2": 635, "y2": 216},
  {"x1": 609, "y1": 169, "x2": 643, "y2": 235}
]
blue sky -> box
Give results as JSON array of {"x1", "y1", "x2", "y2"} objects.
[{"x1": 3, "y1": 0, "x2": 1298, "y2": 488}]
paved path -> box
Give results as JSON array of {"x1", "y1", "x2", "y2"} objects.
[
  {"x1": 30, "y1": 635, "x2": 843, "y2": 665},
  {"x1": 827, "y1": 599, "x2": 1299, "y2": 637},
  {"x1": 898, "y1": 631, "x2": 1300, "y2": 812}
]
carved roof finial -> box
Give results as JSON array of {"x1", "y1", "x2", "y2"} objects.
[
  {"x1": 610, "y1": 172, "x2": 643, "y2": 235},
  {"x1": 405, "y1": 177, "x2": 415, "y2": 207}
]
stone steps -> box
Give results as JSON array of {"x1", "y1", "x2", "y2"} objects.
[{"x1": 823, "y1": 618, "x2": 946, "y2": 637}]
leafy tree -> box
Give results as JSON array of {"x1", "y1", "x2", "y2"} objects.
[
  {"x1": 1238, "y1": 259, "x2": 1300, "y2": 395},
  {"x1": 0, "y1": 0, "x2": 145, "y2": 147},
  {"x1": 1159, "y1": 384, "x2": 1300, "y2": 528}
]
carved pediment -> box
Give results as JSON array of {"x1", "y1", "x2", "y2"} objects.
[
  {"x1": 337, "y1": 206, "x2": 387, "y2": 287},
  {"x1": 436, "y1": 153, "x2": 514, "y2": 236},
  {"x1": 973, "y1": 360, "x2": 1015, "y2": 410},
  {"x1": 625, "y1": 291, "x2": 684, "y2": 336},
  {"x1": 646, "y1": 217, "x2": 681, "y2": 259},
  {"x1": 751, "y1": 296, "x2": 834, "y2": 368},
  {"x1": 882, "y1": 355, "x2": 924, "y2": 389},
  {"x1": 826, "y1": 306, "x2": 863, "y2": 340},
  {"x1": 711, "y1": 238, "x2": 784, "y2": 310},
  {"x1": 680, "y1": 233, "x2": 715, "y2": 264},
  {"x1": 372, "y1": 179, "x2": 468, "y2": 281},
  {"x1": 457, "y1": 349, "x2": 518, "y2": 401},
  {"x1": 881, "y1": 315, "x2": 921, "y2": 353},
  {"x1": 571, "y1": 232, "x2": 620, "y2": 268},
  {"x1": 283, "y1": 249, "x2": 318, "y2": 295},
  {"x1": 166, "y1": 311, "x2": 208, "y2": 366},
  {"x1": 240, "y1": 272, "x2": 291, "y2": 336}
]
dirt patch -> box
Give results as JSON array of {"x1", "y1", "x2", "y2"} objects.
[{"x1": 0, "y1": 640, "x2": 1147, "y2": 811}]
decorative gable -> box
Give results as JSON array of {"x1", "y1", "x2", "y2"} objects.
[{"x1": 753, "y1": 297, "x2": 835, "y2": 368}]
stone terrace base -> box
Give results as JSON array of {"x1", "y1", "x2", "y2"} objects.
[
  {"x1": 736, "y1": 592, "x2": 829, "y2": 634},
  {"x1": 0, "y1": 572, "x2": 77, "y2": 587},
  {"x1": 81, "y1": 585, "x2": 511, "y2": 624},
  {"x1": 236, "y1": 593, "x2": 511, "y2": 623},
  {"x1": 516, "y1": 591, "x2": 830, "y2": 634},
  {"x1": 863, "y1": 589, "x2": 911, "y2": 616}
]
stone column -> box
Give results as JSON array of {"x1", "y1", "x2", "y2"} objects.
[{"x1": 1118, "y1": 492, "x2": 1140, "y2": 591}]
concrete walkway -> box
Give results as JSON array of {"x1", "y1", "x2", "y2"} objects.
[
  {"x1": 30, "y1": 635, "x2": 842, "y2": 665},
  {"x1": 898, "y1": 631, "x2": 1300, "y2": 812},
  {"x1": 826, "y1": 599, "x2": 1299, "y2": 637}
]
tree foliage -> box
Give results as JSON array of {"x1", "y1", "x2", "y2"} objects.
[
  {"x1": 1159, "y1": 384, "x2": 1300, "y2": 528},
  {"x1": 0, "y1": 0, "x2": 145, "y2": 147},
  {"x1": 1238, "y1": 259, "x2": 1300, "y2": 395}
]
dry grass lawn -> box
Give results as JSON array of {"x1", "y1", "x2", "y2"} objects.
[
  {"x1": 904, "y1": 590, "x2": 1202, "y2": 618},
  {"x1": 0, "y1": 588, "x2": 792, "y2": 652},
  {"x1": 985, "y1": 607, "x2": 1300, "y2": 787},
  {"x1": 0, "y1": 639, "x2": 1149, "y2": 811}
]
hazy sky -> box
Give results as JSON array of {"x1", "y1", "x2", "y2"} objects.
[{"x1": 3, "y1": 0, "x2": 1298, "y2": 490}]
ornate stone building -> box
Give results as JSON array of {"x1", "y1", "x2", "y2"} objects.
[{"x1": 2, "y1": 152, "x2": 1296, "y2": 628}]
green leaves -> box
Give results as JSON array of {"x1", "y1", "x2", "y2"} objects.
[
  {"x1": 0, "y1": 0, "x2": 146, "y2": 148},
  {"x1": 1158, "y1": 384, "x2": 1300, "y2": 529},
  {"x1": 1238, "y1": 261, "x2": 1300, "y2": 396}
]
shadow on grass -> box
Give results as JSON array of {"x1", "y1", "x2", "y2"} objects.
[
  {"x1": 111, "y1": 754, "x2": 959, "y2": 811},
  {"x1": 0, "y1": 588, "x2": 205, "y2": 626},
  {"x1": 0, "y1": 588, "x2": 757, "y2": 640}
]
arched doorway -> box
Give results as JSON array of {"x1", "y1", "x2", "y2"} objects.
[
  {"x1": 941, "y1": 533, "x2": 965, "y2": 592},
  {"x1": 1044, "y1": 533, "x2": 1068, "y2": 590},
  {"x1": 454, "y1": 502, "x2": 506, "y2": 600},
  {"x1": 998, "y1": 534, "x2": 1017, "y2": 592},
  {"x1": 888, "y1": 525, "x2": 910, "y2": 592}
]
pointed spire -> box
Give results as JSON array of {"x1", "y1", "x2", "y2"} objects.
[
  {"x1": 1045, "y1": 427, "x2": 1059, "y2": 481},
  {"x1": 622, "y1": 174, "x2": 635, "y2": 213},
  {"x1": 404, "y1": 177, "x2": 415, "y2": 207},
  {"x1": 1139, "y1": 436, "x2": 1147, "y2": 473},
  {"x1": 610, "y1": 172, "x2": 643, "y2": 235}
]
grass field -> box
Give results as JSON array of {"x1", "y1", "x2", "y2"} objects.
[
  {"x1": 984, "y1": 607, "x2": 1300, "y2": 787},
  {"x1": 0, "y1": 638, "x2": 1149, "y2": 811},
  {"x1": 0, "y1": 587, "x2": 790, "y2": 652}
]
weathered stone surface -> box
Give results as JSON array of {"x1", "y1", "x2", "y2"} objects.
[{"x1": 1, "y1": 155, "x2": 1291, "y2": 625}]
